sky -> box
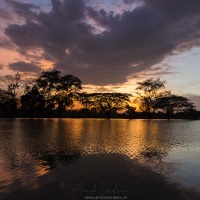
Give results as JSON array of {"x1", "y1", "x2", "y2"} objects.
[{"x1": 0, "y1": 0, "x2": 200, "y2": 110}]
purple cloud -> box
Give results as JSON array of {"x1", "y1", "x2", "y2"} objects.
[
  {"x1": 8, "y1": 61, "x2": 41, "y2": 73},
  {"x1": 2, "y1": 0, "x2": 200, "y2": 85}
]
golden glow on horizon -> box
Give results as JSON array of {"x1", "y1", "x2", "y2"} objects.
[{"x1": 0, "y1": 48, "x2": 200, "y2": 110}]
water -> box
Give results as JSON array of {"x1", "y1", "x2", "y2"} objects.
[{"x1": 0, "y1": 118, "x2": 200, "y2": 200}]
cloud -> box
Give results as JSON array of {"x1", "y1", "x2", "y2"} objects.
[
  {"x1": 8, "y1": 61, "x2": 41, "y2": 73},
  {"x1": 123, "y1": 0, "x2": 141, "y2": 4},
  {"x1": 0, "y1": 8, "x2": 11, "y2": 20},
  {"x1": 3, "y1": 0, "x2": 200, "y2": 85},
  {"x1": 0, "y1": 74, "x2": 14, "y2": 83},
  {"x1": 95, "y1": 86, "x2": 115, "y2": 92},
  {"x1": 0, "y1": 35, "x2": 15, "y2": 49},
  {"x1": 5, "y1": 0, "x2": 41, "y2": 20}
]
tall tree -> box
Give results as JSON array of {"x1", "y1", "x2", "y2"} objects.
[
  {"x1": 35, "y1": 70, "x2": 82, "y2": 117},
  {"x1": 154, "y1": 95, "x2": 196, "y2": 120},
  {"x1": 35, "y1": 70, "x2": 60, "y2": 111},
  {"x1": 135, "y1": 78, "x2": 165, "y2": 119},
  {"x1": 55, "y1": 75, "x2": 82, "y2": 117},
  {"x1": 20, "y1": 86, "x2": 45, "y2": 118}
]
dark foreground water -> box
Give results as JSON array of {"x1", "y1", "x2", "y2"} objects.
[{"x1": 0, "y1": 119, "x2": 200, "y2": 200}]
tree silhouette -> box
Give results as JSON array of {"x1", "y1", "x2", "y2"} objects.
[
  {"x1": 35, "y1": 70, "x2": 82, "y2": 117},
  {"x1": 2, "y1": 73, "x2": 23, "y2": 112},
  {"x1": 6, "y1": 73, "x2": 21, "y2": 97},
  {"x1": 78, "y1": 92, "x2": 95, "y2": 111},
  {"x1": 54, "y1": 75, "x2": 82, "y2": 117},
  {"x1": 135, "y1": 78, "x2": 165, "y2": 119},
  {"x1": 79, "y1": 92, "x2": 131, "y2": 118},
  {"x1": 124, "y1": 104, "x2": 136, "y2": 119},
  {"x1": 0, "y1": 70, "x2": 198, "y2": 119},
  {"x1": 154, "y1": 95, "x2": 196, "y2": 120},
  {"x1": 20, "y1": 86, "x2": 45, "y2": 118},
  {"x1": 35, "y1": 70, "x2": 60, "y2": 111},
  {"x1": 0, "y1": 89, "x2": 17, "y2": 116}
]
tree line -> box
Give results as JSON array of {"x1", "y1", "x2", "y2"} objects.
[{"x1": 0, "y1": 70, "x2": 198, "y2": 119}]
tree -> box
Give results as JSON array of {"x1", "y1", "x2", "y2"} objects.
[
  {"x1": 79, "y1": 92, "x2": 131, "y2": 119},
  {"x1": 135, "y1": 78, "x2": 165, "y2": 119},
  {"x1": 4, "y1": 73, "x2": 21, "y2": 97},
  {"x1": 78, "y1": 92, "x2": 95, "y2": 111},
  {"x1": 54, "y1": 75, "x2": 82, "y2": 117},
  {"x1": 2, "y1": 73, "x2": 23, "y2": 110},
  {"x1": 20, "y1": 86, "x2": 45, "y2": 118},
  {"x1": 0, "y1": 89, "x2": 17, "y2": 116},
  {"x1": 35, "y1": 70, "x2": 60, "y2": 111},
  {"x1": 124, "y1": 104, "x2": 136, "y2": 119},
  {"x1": 35, "y1": 70, "x2": 82, "y2": 117},
  {"x1": 154, "y1": 95, "x2": 196, "y2": 120}
]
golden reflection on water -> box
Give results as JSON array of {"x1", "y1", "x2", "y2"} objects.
[
  {"x1": 1, "y1": 118, "x2": 200, "y2": 192},
  {"x1": 40, "y1": 119, "x2": 171, "y2": 161}
]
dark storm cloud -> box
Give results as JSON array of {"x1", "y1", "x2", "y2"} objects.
[
  {"x1": 4, "y1": 0, "x2": 200, "y2": 85},
  {"x1": 86, "y1": 7, "x2": 117, "y2": 28},
  {"x1": 144, "y1": 0, "x2": 200, "y2": 17},
  {"x1": 9, "y1": 61, "x2": 41, "y2": 73},
  {"x1": 5, "y1": 22, "x2": 44, "y2": 49}
]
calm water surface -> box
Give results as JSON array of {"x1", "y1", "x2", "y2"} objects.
[{"x1": 0, "y1": 118, "x2": 200, "y2": 200}]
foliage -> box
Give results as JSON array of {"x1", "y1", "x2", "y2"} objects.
[
  {"x1": 124, "y1": 104, "x2": 136, "y2": 118},
  {"x1": 55, "y1": 75, "x2": 82, "y2": 117},
  {"x1": 2, "y1": 72, "x2": 24, "y2": 110},
  {"x1": 135, "y1": 78, "x2": 166, "y2": 119},
  {"x1": 0, "y1": 89, "x2": 17, "y2": 115},
  {"x1": 0, "y1": 72, "x2": 198, "y2": 119},
  {"x1": 20, "y1": 86, "x2": 45, "y2": 117},
  {"x1": 2, "y1": 73, "x2": 22, "y2": 97},
  {"x1": 34, "y1": 70, "x2": 82, "y2": 117},
  {"x1": 35, "y1": 70, "x2": 60, "y2": 109},
  {"x1": 154, "y1": 95, "x2": 196, "y2": 120},
  {"x1": 79, "y1": 92, "x2": 131, "y2": 118},
  {"x1": 78, "y1": 92, "x2": 95, "y2": 110}
]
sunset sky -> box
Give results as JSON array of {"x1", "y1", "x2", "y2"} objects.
[{"x1": 0, "y1": 0, "x2": 200, "y2": 109}]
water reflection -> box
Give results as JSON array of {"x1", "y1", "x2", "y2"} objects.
[
  {"x1": 0, "y1": 119, "x2": 200, "y2": 199},
  {"x1": 35, "y1": 151, "x2": 81, "y2": 170}
]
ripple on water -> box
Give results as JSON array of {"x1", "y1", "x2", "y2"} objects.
[{"x1": 0, "y1": 119, "x2": 200, "y2": 197}]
